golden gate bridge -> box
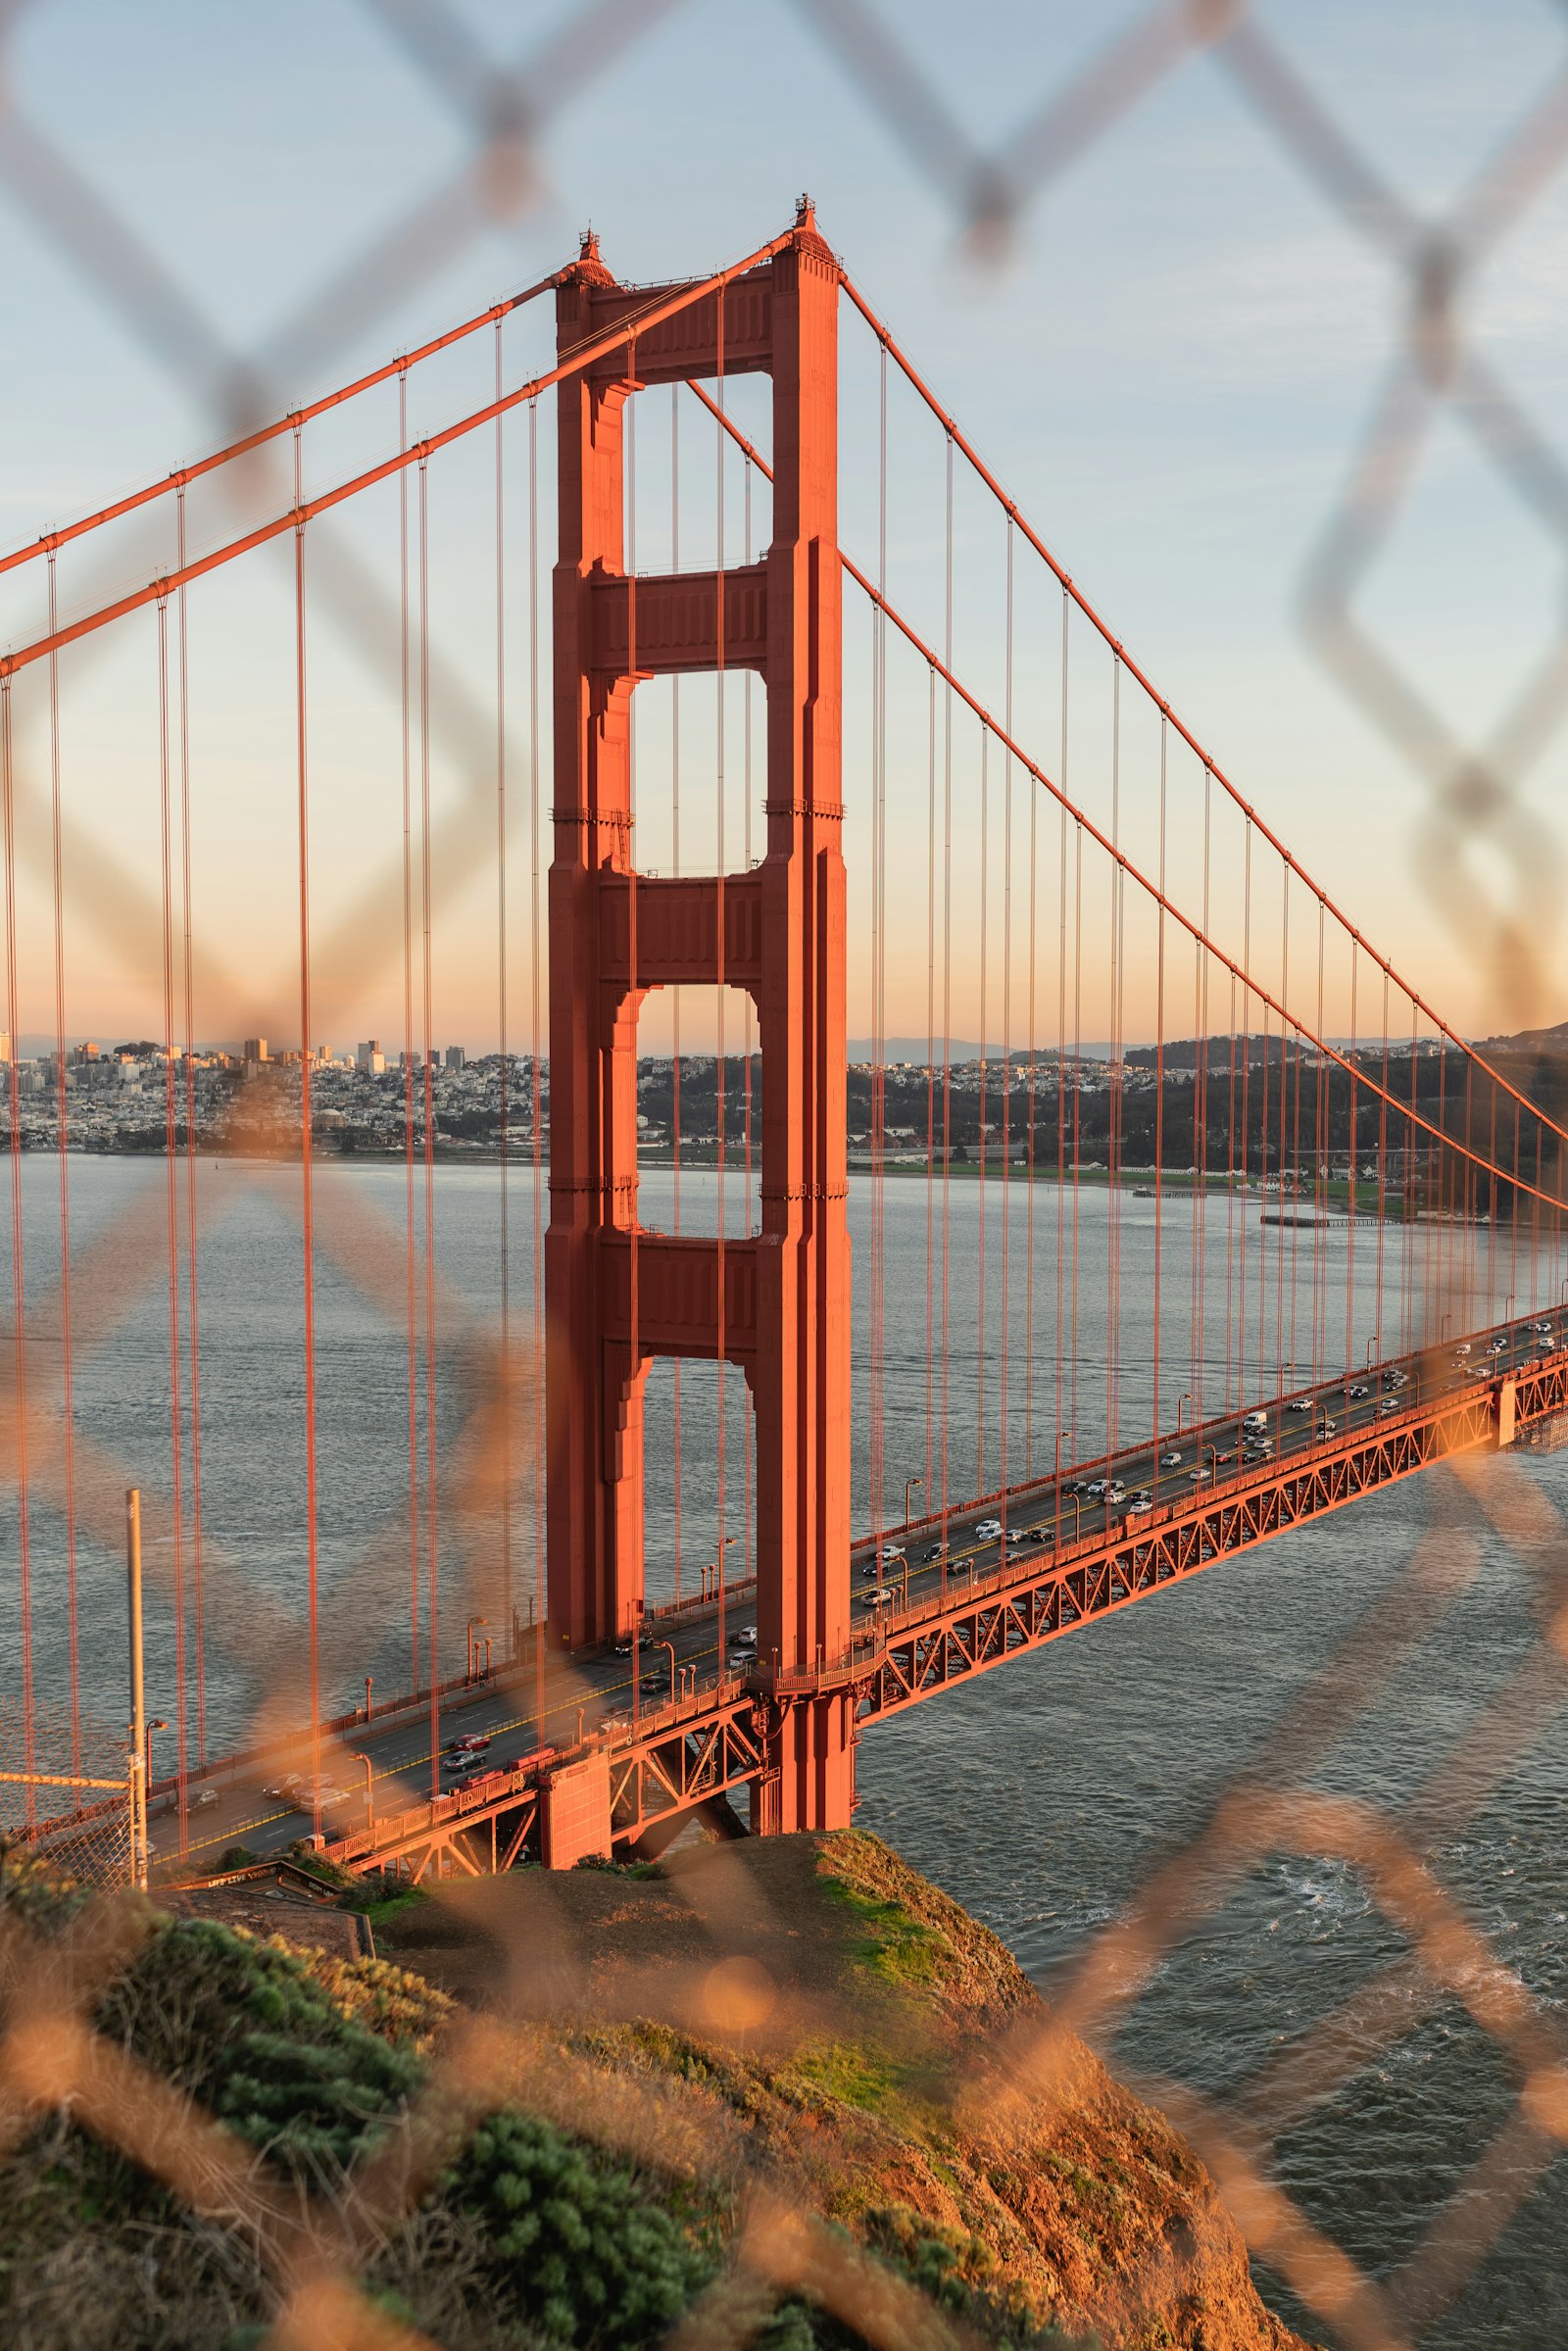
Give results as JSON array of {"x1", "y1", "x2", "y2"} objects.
[{"x1": 3, "y1": 199, "x2": 1567, "y2": 1884}]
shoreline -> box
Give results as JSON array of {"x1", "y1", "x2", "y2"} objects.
[{"x1": 11, "y1": 1142, "x2": 1495, "y2": 1222}]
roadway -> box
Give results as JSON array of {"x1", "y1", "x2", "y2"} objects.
[
  {"x1": 849, "y1": 1308, "x2": 1563, "y2": 1634},
  {"x1": 137, "y1": 1304, "x2": 1560, "y2": 1882}
]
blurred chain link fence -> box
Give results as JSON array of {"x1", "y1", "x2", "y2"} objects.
[{"x1": 1, "y1": 5, "x2": 1567, "y2": 2349}]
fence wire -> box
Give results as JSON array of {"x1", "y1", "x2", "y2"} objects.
[{"x1": 0, "y1": 6, "x2": 1566, "y2": 2350}]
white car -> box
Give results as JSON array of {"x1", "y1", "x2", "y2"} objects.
[
  {"x1": 875, "y1": 1543, "x2": 906, "y2": 1566},
  {"x1": 1159, "y1": 1450, "x2": 1183, "y2": 1468},
  {"x1": 975, "y1": 1518, "x2": 1003, "y2": 1541}
]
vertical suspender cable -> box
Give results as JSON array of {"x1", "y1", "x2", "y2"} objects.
[
  {"x1": 46, "y1": 555, "x2": 80, "y2": 1773},
  {"x1": 1000, "y1": 525, "x2": 1013, "y2": 1505},
  {"x1": 1056, "y1": 590, "x2": 1068, "y2": 1477},
  {"x1": 714, "y1": 302, "x2": 728, "y2": 1655},
  {"x1": 176, "y1": 496, "x2": 207, "y2": 1766},
  {"x1": 925, "y1": 663, "x2": 937, "y2": 1510},
  {"x1": 940, "y1": 435, "x2": 954, "y2": 1536},
  {"x1": 1238, "y1": 822, "x2": 1252, "y2": 1418},
  {"x1": 156, "y1": 593, "x2": 188, "y2": 1850},
  {"x1": 1510, "y1": 1098, "x2": 1522, "y2": 1316},
  {"x1": 418, "y1": 459, "x2": 441, "y2": 1785},
  {"x1": 1256, "y1": 874, "x2": 1271, "y2": 1394},
  {"x1": 1071, "y1": 818, "x2": 1082, "y2": 1452},
  {"x1": 399, "y1": 372, "x2": 421, "y2": 1692},
  {"x1": 869, "y1": 336, "x2": 888, "y2": 1543},
  {"x1": 627, "y1": 347, "x2": 642, "y2": 1636},
  {"x1": 1225, "y1": 978, "x2": 1237, "y2": 1415},
  {"x1": 293, "y1": 441, "x2": 323, "y2": 1828},
  {"x1": 1298, "y1": 898, "x2": 1306, "y2": 1373},
  {"x1": 742, "y1": 463, "x2": 755, "y2": 1582},
  {"x1": 1023, "y1": 563, "x2": 1038, "y2": 1482},
  {"x1": 1378, "y1": 978, "x2": 1391, "y2": 1358},
  {"x1": 976, "y1": 730, "x2": 988, "y2": 1494},
  {"x1": 1278, "y1": 874, "x2": 1291, "y2": 1391},
  {"x1": 528, "y1": 399, "x2": 545, "y2": 1692},
  {"x1": 1346, "y1": 946, "x2": 1359, "y2": 1376},
  {"x1": 1152, "y1": 721, "x2": 1166, "y2": 1449},
  {"x1": 1, "y1": 678, "x2": 34, "y2": 1814},
  {"x1": 494, "y1": 320, "x2": 513, "y2": 1636},
  {"x1": 1404, "y1": 996, "x2": 1417, "y2": 1355},
  {"x1": 669, "y1": 385, "x2": 682, "y2": 1606},
  {"x1": 1106, "y1": 659, "x2": 1121, "y2": 1454},
  {"x1": 1196, "y1": 770, "x2": 1210, "y2": 1420},
  {"x1": 1316, "y1": 907, "x2": 1328, "y2": 1378}
]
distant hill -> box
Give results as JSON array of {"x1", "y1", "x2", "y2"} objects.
[
  {"x1": 1475, "y1": 1019, "x2": 1568, "y2": 1055},
  {"x1": 848, "y1": 1038, "x2": 1114, "y2": 1063}
]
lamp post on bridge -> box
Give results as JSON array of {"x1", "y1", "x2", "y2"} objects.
[
  {"x1": 901, "y1": 1478, "x2": 923, "y2": 1612},
  {"x1": 351, "y1": 1751, "x2": 374, "y2": 1838},
  {"x1": 1054, "y1": 1429, "x2": 1072, "y2": 1557},
  {"x1": 1177, "y1": 1391, "x2": 1194, "y2": 1440},
  {"x1": 632, "y1": 1597, "x2": 645, "y2": 1733},
  {"x1": 466, "y1": 1618, "x2": 489, "y2": 1684},
  {"x1": 658, "y1": 1639, "x2": 676, "y2": 1707},
  {"x1": 145, "y1": 1718, "x2": 169, "y2": 1807},
  {"x1": 715, "y1": 1534, "x2": 738, "y2": 1669},
  {"x1": 1366, "y1": 1334, "x2": 1379, "y2": 1370}
]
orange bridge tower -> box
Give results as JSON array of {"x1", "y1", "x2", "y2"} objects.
[{"x1": 545, "y1": 203, "x2": 854, "y2": 1833}]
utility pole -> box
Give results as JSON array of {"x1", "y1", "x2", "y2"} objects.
[{"x1": 126, "y1": 1487, "x2": 147, "y2": 1892}]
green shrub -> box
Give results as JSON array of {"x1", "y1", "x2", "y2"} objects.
[
  {"x1": 102, "y1": 1918, "x2": 420, "y2": 2172},
  {"x1": 443, "y1": 2108, "x2": 709, "y2": 2345}
]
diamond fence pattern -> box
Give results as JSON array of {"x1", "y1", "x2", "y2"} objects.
[{"x1": 0, "y1": 6, "x2": 1566, "y2": 2348}]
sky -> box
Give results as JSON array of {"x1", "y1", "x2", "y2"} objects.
[{"x1": 3, "y1": 0, "x2": 1568, "y2": 1056}]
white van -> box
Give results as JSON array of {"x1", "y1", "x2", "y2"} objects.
[{"x1": 1243, "y1": 1411, "x2": 1267, "y2": 1433}]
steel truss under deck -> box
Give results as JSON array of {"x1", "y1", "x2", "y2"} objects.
[{"x1": 308, "y1": 1355, "x2": 1563, "y2": 1874}]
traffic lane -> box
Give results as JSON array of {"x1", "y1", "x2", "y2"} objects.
[
  {"x1": 160, "y1": 1614, "x2": 737, "y2": 1872},
  {"x1": 160, "y1": 1318, "x2": 1558, "y2": 1870},
  {"x1": 858, "y1": 1346, "x2": 1532, "y2": 1600}
]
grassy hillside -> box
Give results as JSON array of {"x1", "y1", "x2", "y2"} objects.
[{"x1": 0, "y1": 1835, "x2": 1311, "y2": 2351}]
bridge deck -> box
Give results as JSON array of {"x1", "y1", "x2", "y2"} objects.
[{"x1": 35, "y1": 1310, "x2": 1562, "y2": 1884}]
